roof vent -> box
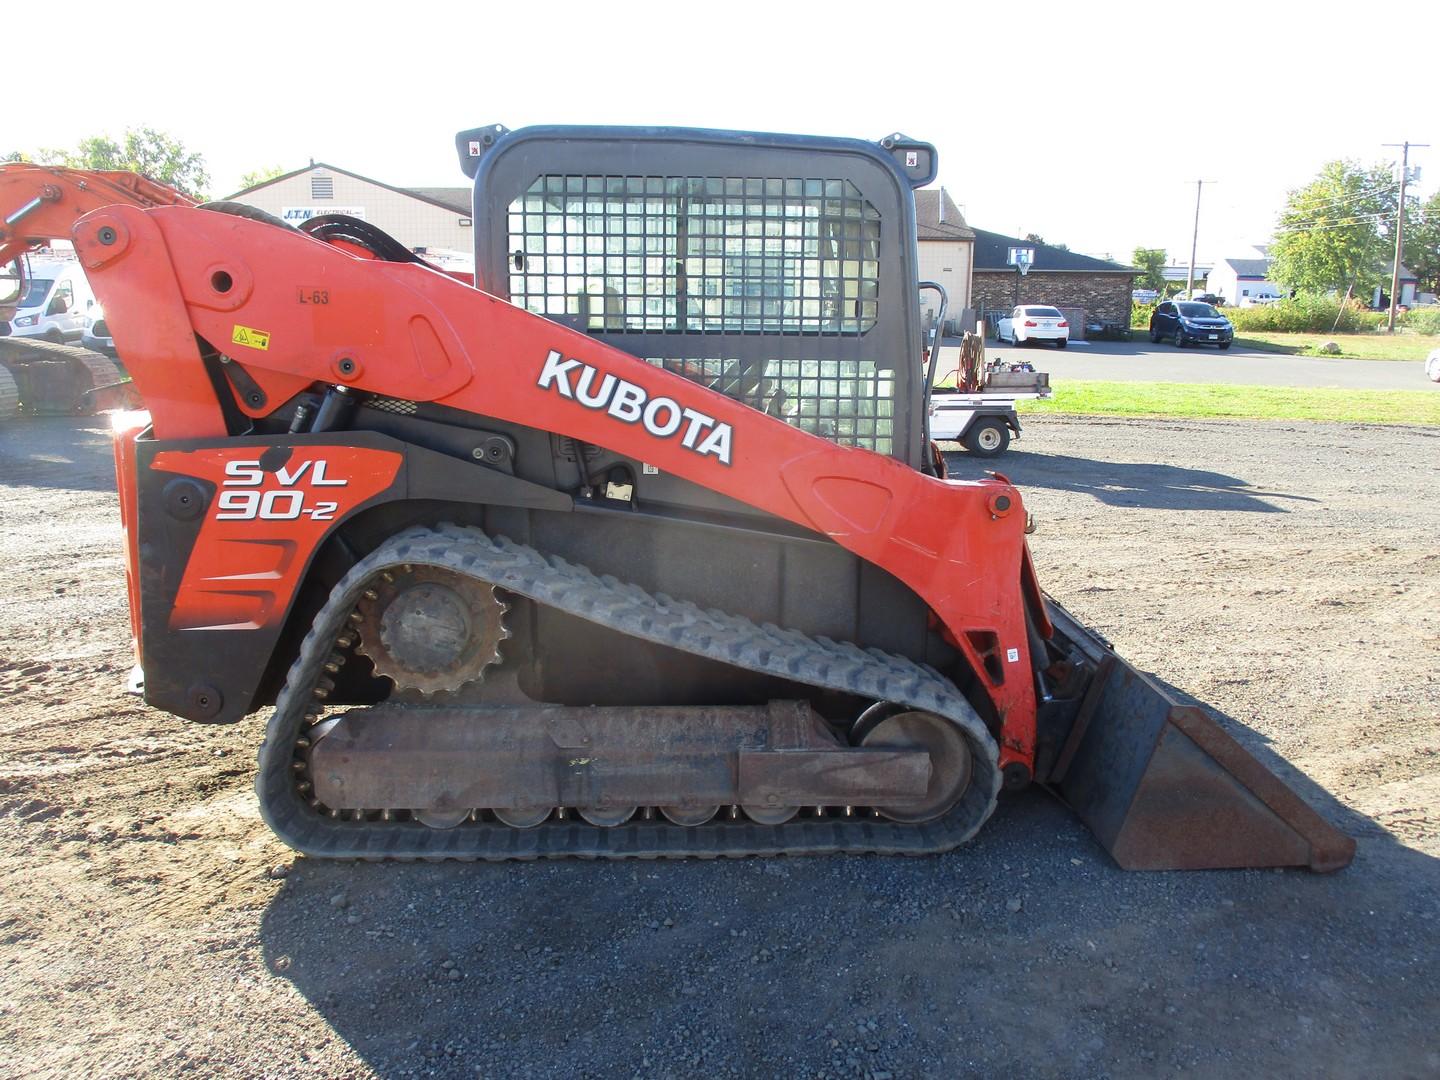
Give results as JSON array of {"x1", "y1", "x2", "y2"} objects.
[{"x1": 311, "y1": 174, "x2": 334, "y2": 199}]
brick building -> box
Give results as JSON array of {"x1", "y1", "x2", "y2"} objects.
[{"x1": 970, "y1": 229, "x2": 1135, "y2": 329}]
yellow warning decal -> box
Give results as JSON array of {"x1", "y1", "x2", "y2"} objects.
[{"x1": 231, "y1": 324, "x2": 271, "y2": 351}]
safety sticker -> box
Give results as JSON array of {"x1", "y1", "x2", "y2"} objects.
[
  {"x1": 231, "y1": 324, "x2": 271, "y2": 351},
  {"x1": 1006, "y1": 648, "x2": 1020, "y2": 663}
]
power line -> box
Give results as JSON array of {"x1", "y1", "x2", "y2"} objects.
[
  {"x1": 1271, "y1": 213, "x2": 1394, "y2": 236},
  {"x1": 1277, "y1": 211, "x2": 1394, "y2": 231},
  {"x1": 1280, "y1": 186, "x2": 1399, "y2": 223}
]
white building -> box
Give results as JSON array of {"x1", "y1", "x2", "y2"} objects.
[
  {"x1": 913, "y1": 188, "x2": 974, "y2": 330},
  {"x1": 1206, "y1": 246, "x2": 1421, "y2": 307},
  {"x1": 1207, "y1": 252, "x2": 1285, "y2": 306},
  {"x1": 229, "y1": 163, "x2": 473, "y2": 256}
]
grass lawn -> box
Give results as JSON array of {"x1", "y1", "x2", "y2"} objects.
[
  {"x1": 1228, "y1": 331, "x2": 1440, "y2": 361},
  {"x1": 1017, "y1": 380, "x2": 1440, "y2": 425}
]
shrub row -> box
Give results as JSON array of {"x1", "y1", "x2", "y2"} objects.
[
  {"x1": 1130, "y1": 295, "x2": 1412, "y2": 334},
  {"x1": 1223, "y1": 295, "x2": 1386, "y2": 333},
  {"x1": 1400, "y1": 306, "x2": 1440, "y2": 335}
]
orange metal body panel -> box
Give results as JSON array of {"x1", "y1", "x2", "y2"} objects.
[
  {"x1": 109, "y1": 411, "x2": 151, "y2": 660},
  {"x1": 77, "y1": 204, "x2": 1039, "y2": 770},
  {"x1": 150, "y1": 446, "x2": 402, "y2": 632}
]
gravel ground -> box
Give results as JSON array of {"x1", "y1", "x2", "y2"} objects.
[{"x1": 0, "y1": 414, "x2": 1436, "y2": 1080}]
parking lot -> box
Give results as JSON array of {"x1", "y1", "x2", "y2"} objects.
[
  {"x1": 940, "y1": 337, "x2": 1440, "y2": 391},
  {"x1": 1, "y1": 414, "x2": 1436, "y2": 1079}
]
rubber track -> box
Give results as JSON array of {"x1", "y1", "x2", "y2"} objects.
[
  {"x1": 255, "y1": 526, "x2": 1002, "y2": 861},
  {"x1": 0, "y1": 338, "x2": 123, "y2": 415},
  {"x1": 73, "y1": 351, "x2": 126, "y2": 395}
]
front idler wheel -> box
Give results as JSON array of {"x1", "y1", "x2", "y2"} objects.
[{"x1": 859, "y1": 710, "x2": 975, "y2": 824}]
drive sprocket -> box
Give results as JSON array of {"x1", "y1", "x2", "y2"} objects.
[{"x1": 353, "y1": 565, "x2": 510, "y2": 695}]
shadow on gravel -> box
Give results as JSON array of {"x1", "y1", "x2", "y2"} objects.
[
  {"x1": 945, "y1": 449, "x2": 1317, "y2": 513},
  {"x1": 258, "y1": 783, "x2": 1439, "y2": 1079},
  {"x1": 0, "y1": 417, "x2": 118, "y2": 493}
]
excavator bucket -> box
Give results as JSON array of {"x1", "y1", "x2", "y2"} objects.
[{"x1": 1043, "y1": 600, "x2": 1355, "y2": 872}]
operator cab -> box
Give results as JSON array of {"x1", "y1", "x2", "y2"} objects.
[{"x1": 457, "y1": 124, "x2": 937, "y2": 474}]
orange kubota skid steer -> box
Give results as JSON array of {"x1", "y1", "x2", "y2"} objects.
[{"x1": 25, "y1": 125, "x2": 1353, "y2": 869}]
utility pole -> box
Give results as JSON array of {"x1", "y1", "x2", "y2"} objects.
[
  {"x1": 1186, "y1": 180, "x2": 1215, "y2": 299},
  {"x1": 1383, "y1": 141, "x2": 1428, "y2": 333}
]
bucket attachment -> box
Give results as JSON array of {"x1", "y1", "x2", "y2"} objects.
[{"x1": 1040, "y1": 599, "x2": 1355, "y2": 873}]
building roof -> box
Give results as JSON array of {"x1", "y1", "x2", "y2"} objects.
[
  {"x1": 1162, "y1": 264, "x2": 1213, "y2": 282},
  {"x1": 1223, "y1": 258, "x2": 1271, "y2": 278},
  {"x1": 406, "y1": 187, "x2": 472, "y2": 214},
  {"x1": 972, "y1": 229, "x2": 1134, "y2": 273},
  {"x1": 914, "y1": 188, "x2": 974, "y2": 240},
  {"x1": 227, "y1": 162, "x2": 473, "y2": 216},
  {"x1": 1219, "y1": 254, "x2": 1417, "y2": 282}
]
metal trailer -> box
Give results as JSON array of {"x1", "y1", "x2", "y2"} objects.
[{"x1": 928, "y1": 386, "x2": 1052, "y2": 457}]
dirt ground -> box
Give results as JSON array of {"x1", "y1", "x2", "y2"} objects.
[{"x1": 0, "y1": 414, "x2": 1436, "y2": 1080}]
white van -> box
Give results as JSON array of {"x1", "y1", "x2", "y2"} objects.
[{"x1": 5, "y1": 259, "x2": 96, "y2": 343}]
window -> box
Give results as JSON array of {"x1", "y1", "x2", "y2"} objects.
[
  {"x1": 311, "y1": 174, "x2": 334, "y2": 199},
  {"x1": 647, "y1": 356, "x2": 895, "y2": 455},
  {"x1": 49, "y1": 280, "x2": 74, "y2": 314},
  {"x1": 506, "y1": 175, "x2": 881, "y2": 335},
  {"x1": 18, "y1": 278, "x2": 53, "y2": 309}
]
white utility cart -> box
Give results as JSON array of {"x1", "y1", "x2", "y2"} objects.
[{"x1": 928, "y1": 351, "x2": 1052, "y2": 457}]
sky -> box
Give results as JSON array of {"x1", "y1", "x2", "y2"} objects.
[{"x1": 9, "y1": 0, "x2": 1437, "y2": 269}]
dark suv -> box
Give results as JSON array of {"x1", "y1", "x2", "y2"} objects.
[{"x1": 1150, "y1": 301, "x2": 1234, "y2": 349}]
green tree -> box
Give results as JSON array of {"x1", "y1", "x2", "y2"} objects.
[
  {"x1": 238, "y1": 164, "x2": 286, "y2": 190},
  {"x1": 39, "y1": 127, "x2": 210, "y2": 199},
  {"x1": 1268, "y1": 160, "x2": 1397, "y2": 295},
  {"x1": 1023, "y1": 231, "x2": 1068, "y2": 251},
  {"x1": 1131, "y1": 247, "x2": 1167, "y2": 292},
  {"x1": 1404, "y1": 189, "x2": 1440, "y2": 295}
]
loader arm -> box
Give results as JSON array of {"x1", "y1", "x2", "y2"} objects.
[
  {"x1": 0, "y1": 164, "x2": 195, "y2": 321},
  {"x1": 0, "y1": 164, "x2": 191, "y2": 418}
]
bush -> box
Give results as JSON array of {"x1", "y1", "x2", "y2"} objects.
[
  {"x1": 1130, "y1": 300, "x2": 1157, "y2": 328},
  {"x1": 1400, "y1": 306, "x2": 1440, "y2": 335},
  {"x1": 1223, "y1": 294, "x2": 1385, "y2": 334}
]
